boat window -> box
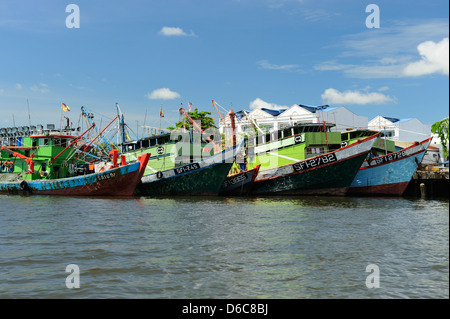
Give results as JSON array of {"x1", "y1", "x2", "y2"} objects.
[
  {"x1": 306, "y1": 147, "x2": 325, "y2": 155},
  {"x1": 39, "y1": 138, "x2": 48, "y2": 146},
  {"x1": 142, "y1": 139, "x2": 149, "y2": 148},
  {"x1": 271, "y1": 132, "x2": 278, "y2": 142},
  {"x1": 283, "y1": 128, "x2": 293, "y2": 138},
  {"x1": 54, "y1": 138, "x2": 69, "y2": 148},
  {"x1": 134, "y1": 142, "x2": 141, "y2": 151}
]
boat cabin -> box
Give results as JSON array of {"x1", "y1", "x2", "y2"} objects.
[{"x1": 0, "y1": 134, "x2": 83, "y2": 180}]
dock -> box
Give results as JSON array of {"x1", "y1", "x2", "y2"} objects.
[{"x1": 404, "y1": 169, "x2": 449, "y2": 198}]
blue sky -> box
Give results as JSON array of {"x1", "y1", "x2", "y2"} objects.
[{"x1": 0, "y1": 0, "x2": 448, "y2": 136}]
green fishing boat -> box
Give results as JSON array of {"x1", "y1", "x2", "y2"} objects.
[
  {"x1": 341, "y1": 129, "x2": 396, "y2": 156},
  {"x1": 0, "y1": 129, "x2": 149, "y2": 196},
  {"x1": 135, "y1": 140, "x2": 242, "y2": 196},
  {"x1": 244, "y1": 123, "x2": 379, "y2": 195}
]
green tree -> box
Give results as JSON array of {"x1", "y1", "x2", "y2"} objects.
[
  {"x1": 431, "y1": 117, "x2": 449, "y2": 159},
  {"x1": 167, "y1": 108, "x2": 216, "y2": 131}
]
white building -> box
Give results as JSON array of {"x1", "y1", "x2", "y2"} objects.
[
  {"x1": 221, "y1": 104, "x2": 368, "y2": 134},
  {"x1": 368, "y1": 116, "x2": 448, "y2": 166},
  {"x1": 368, "y1": 116, "x2": 431, "y2": 142}
]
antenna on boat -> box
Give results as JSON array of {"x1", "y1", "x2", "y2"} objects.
[
  {"x1": 212, "y1": 100, "x2": 226, "y2": 126},
  {"x1": 81, "y1": 105, "x2": 114, "y2": 153},
  {"x1": 27, "y1": 99, "x2": 31, "y2": 127},
  {"x1": 160, "y1": 104, "x2": 163, "y2": 135},
  {"x1": 143, "y1": 108, "x2": 147, "y2": 136},
  {"x1": 115, "y1": 103, "x2": 126, "y2": 152}
]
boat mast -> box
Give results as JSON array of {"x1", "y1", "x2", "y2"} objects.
[
  {"x1": 116, "y1": 104, "x2": 127, "y2": 153},
  {"x1": 72, "y1": 115, "x2": 119, "y2": 163},
  {"x1": 212, "y1": 100, "x2": 225, "y2": 126},
  {"x1": 81, "y1": 106, "x2": 113, "y2": 153},
  {"x1": 51, "y1": 123, "x2": 96, "y2": 164},
  {"x1": 229, "y1": 109, "x2": 236, "y2": 147},
  {"x1": 323, "y1": 121, "x2": 329, "y2": 153}
]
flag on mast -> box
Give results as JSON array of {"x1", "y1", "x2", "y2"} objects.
[
  {"x1": 160, "y1": 105, "x2": 164, "y2": 117},
  {"x1": 62, "y1": 103, "x2": 70, "y2": 112}
]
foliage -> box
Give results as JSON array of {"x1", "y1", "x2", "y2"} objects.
[
  {"x1": 167, "y1": 108, "x2": 216, "y2": 131},
  {"x1": 431, "y1": 118, "x2": 449, "y2": 159}
]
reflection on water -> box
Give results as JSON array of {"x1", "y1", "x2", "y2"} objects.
[{"x1": 0, "y1": 194, "x2": 448, "y2": 298}]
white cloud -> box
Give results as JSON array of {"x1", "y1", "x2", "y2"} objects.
[
  {"x1": 15, "y1": 83, "x2": 22, "y2": 89},
  {"x1": 159, "y1": 26, "x2": 196, "y2": 37},
  {"x1": 321, "y1": 88, "x2": 394, "y2": 105},
  {"x1": 315, "y1": 19, "x2": 449, "y2": 78},
  {"x1": 300, "y1": 9, "x2": 340, "y2": 22},
  {"x1": 30, "y1": 83, "x2": 49, "y2": 93},
  {"x1": 339, "y1": 20, "x2": 448, "y2": 58},
  {"x1": 257, "y1": 60, "x2": 302, "y2": 72},
  {"x1": 314, "y1": 61, "x2": 353, "y2": 71},
  {"x1": 402, "y1": 38, "x2": 449, "y2": 76},
  {"x1": 146, "y1": 88, "x2": 180, "y2": 100},
  {"x1": 249, "y1": 98, "x2": 293, "y2": 110}
]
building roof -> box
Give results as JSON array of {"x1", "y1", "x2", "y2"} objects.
[
  {"x1": 260, "y1": 108, "x2": 287, "y2": 117},
  {"x1": 235, "y1": 110, "x2": 250, "y2": 120},
  {"x1": 382, "y1": 116, "x2": 400, "y2": 123},
  {"x1": 298, "y1": 104, "x2": 330, "y2": 113}
]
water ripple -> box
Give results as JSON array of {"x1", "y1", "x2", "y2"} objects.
[{"x1": 0, "y1": 194, "x2": 448, "y2": 298}]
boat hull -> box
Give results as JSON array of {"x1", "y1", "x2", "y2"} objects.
[
  {"x1": 136, "y1": 142, "x2": 241, "y2": 196},
  {"x1": 250, "y1": 134, "x2": 378, "y2": 196},
  {"x1": 219, "y1": 165, "x2": 261, "y2": 196},
  {"x1": 0, "y1": 154, "x2": 150, "y2": 196},
  {"x1": 348, "y1": 138, "x2": 432, "y2": 196}
]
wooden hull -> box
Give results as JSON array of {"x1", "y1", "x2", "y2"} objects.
[
  {"x1": 348, "y1": 137, "x2": 432, "y2": 196},
  {"x1": 0, "y1": 154, "x2": 150, "y2": 196},
  {"x1": 250, "y1": 134, "x2": 378, "y2": 196},
  {"x1": 348, "y1": 181, "x2": 411, "y2": 196},
  {"x1": 136, "y1": 142, "x2": 242, "y2": 196},
  {"x1": 219, "y1": 165, "x2": 261, "y2": 196}
]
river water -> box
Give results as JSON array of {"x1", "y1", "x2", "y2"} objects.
[{"x1": 0, "y1": 194, "x2": 448, "y2": 299}]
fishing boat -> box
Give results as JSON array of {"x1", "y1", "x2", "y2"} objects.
[
  {"x1": 347, "y1": 137, "x2": 432, "y2": 196},
  {"x1": 341, "y1": 128, "x2": 396, "y2": 157},
  {"x1": 249, "y1": 133, "x2": 379, "y2": 195},
  {"x1": 0, "y1": 131, "x2": 150, "y2": 196},
  {"x1": 119, "y1": 106, "x2": 219, "y2": 177},
  {"x1": 242, "y1": 121, "x2": 377, "y2": 195},
  {"x1": 135, "y1": 140, "x2": 243, "y2": 196},
  {"x1": 217, "y1": 111, "x2": 261, "y2": 196},
  {"x1": 219, "y1": 164, "x2": 261, "y2": 196}
]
